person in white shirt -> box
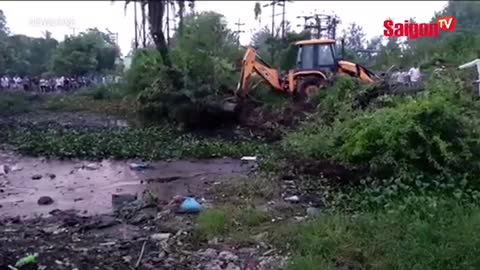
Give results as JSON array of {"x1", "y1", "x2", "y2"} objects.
[
  {"x1": 15, "y1": 76, "x2": 23, "y2": 90},
  {"x1": 396, "y1": 68, "x2": 409, "y2": 84},
  {"x1": 0, "y1": 77, "x2": 8, "y2": 90},
  {"x1": 459, "y1": 57, "x2": 480, "y2": 96},
  {"x1": 408, "y1": 63, "x2": 421, "y2": 84},
  {"x1": 56, "y1": 76, "x2": 64, "y2": 91},
  {"x1": 40, "y1": 78, "x2": 48, "y2": 93}
]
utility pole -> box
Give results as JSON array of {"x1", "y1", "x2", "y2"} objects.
[
  {"x1": 264, "y1": 0, "x2": 283, "y2": 62},
  {"x1": 233, "y1": 18, "x2": 245, "y2": 46},
  {"x1": 134, "y1": 1, "x2": 138, "y2": 49},
  {"x1": 280, "y1": 0, "x2": 286, "y2": 39},
  {"x1": 166, "y1": 0, "x2": 170, "y2": 44},
  {"x1": 141, "y1": 3, "x2": 147, "y2": 48},
  {"x1": 167, "y1": 1, "x2": 178, "y2": 45}
]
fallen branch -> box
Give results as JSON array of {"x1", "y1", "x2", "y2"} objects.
[{"x1": 134, "y1": 240, "x2": 147, "y2": 269}]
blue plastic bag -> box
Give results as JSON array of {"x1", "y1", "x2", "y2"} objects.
[{"x1": 179, "y1": 197, "x2": 202, "y2": 213}]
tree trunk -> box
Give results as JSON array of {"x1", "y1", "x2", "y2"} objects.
[
  {"x1": 141, "y1": 2, "x2": 147, "y2": 48},
  {"x1": 154, "y1": 32, "x2": 171, "y2": 67},
  {"x1": 147, "y1": 0, "x2": 171, "y2": 67},
  {"x1": 177, "y1": 1, "x2": 185, "y2": 36}
]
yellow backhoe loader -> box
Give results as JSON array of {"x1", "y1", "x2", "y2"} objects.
[{"x1": 236, "y1": 38, "x2": 379, "y2": 101}]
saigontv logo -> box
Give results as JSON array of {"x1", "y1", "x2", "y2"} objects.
[{"x1": 384, "y1": 16, "x2": 456, "y2": 39}]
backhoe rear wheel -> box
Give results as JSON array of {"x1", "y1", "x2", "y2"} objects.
[{"x1": 294, "y1": 76, "x2": 325, "y2": 103}]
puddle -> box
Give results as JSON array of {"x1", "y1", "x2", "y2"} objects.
[{"x1": 0, "y1": 151, "x2": 253, "y2": 218}]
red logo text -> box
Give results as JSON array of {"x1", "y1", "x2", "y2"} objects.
[{"x1": 384, "y1": 16, "x2": 456, "y2": 39}]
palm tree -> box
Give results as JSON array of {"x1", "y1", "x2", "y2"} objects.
[
  {"x1": 254, "y1": 2, "x2": 262, "y2": 28},
  {"x1": 119, "y1": 0, "x2": 194, "y2": 66},
  {"x1": 120, "y1": 0, "x2": 171, "y2": 67},
  {"x1": 146, "y1": 0, "x2": 171, "y2": 66},
  {"x1": 174, "y1": 0, "x2": 195, "y2": 36},
  {"x1": 140, "y1": 1, "x2": 147, "y2": 47}
]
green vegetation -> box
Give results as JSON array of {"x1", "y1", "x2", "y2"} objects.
[
  {"x1": 2, "y1": 127, "x2": 268, "y2": 160},
  {"x1": 43, "y1": 85, "x2": 133, "y2": 115},
  {"x1": 0, "y1": 11, "x2": 121, "y2": 77},
  {"x1": 275, "y1": 200, "x2": 480, "y2": 270},
  {"x1": 195, "y1": 209, "x2": 232, "y2": 238},
  {"x1": 0, "y1": 91, "x2": 40, "y2": 116},
  {"x1": 2, "y1": 2, "x2": 480, "y2": 269},
  {"x1": 194, "y1": 206, "x2": 271, "y2": 241}
]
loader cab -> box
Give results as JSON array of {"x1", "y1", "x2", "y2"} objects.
[{"x1": 295, "y1": 39, "x2": 337, "y2": 73}]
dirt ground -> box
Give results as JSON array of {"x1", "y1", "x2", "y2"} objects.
[
  {"x1": 0, "y1": 149, "x2": 288, "y2": 270},
  {"x1": 0, "y1": 101, "x2": 303, "y2": 270}
]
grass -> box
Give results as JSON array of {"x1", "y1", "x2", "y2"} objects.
[
  {"x1": 44, "y1": 86, "x2": 135, "y2": 116},
  {"x1": 212, "y1": 176, "x2": 281, "y2": 202},
  {"x1": 0, "y1": 91, "x2": 42, "y2": 116},
  {"x1": 195, "y1": 209, "x2": 233, "y2": 237},
  {"x1": 193, "y1": 206, "x2": 272, "y2": 243},
  {"x1": 265, "y1": 199, "x2": 480, "y2": 270},
  {"x1": 237, "y1": 208, "x2": 270, "y2": 227}
]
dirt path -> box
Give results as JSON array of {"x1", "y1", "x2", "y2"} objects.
[{"x1": 0, "y1": 150, "x2": 253, "y2": 219}]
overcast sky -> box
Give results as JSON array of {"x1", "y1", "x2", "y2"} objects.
[{"x1": 1, "y1": 1, "x2": 448, "y2": 57}]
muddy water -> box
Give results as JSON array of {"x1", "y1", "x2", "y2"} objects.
[{"x1": 0, "y1": 151, "x2": 252, "y2": 218}]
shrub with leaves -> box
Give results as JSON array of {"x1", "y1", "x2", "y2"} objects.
[
  {"x1": 124, "y1": 48, "x2": 163, "y2": 95},
  {"x1": 135, "y1": 12, "x2": 242, "y2": 126},
  {"x1": 286, "y1": 77, "x2": 480, "y2": 184}
]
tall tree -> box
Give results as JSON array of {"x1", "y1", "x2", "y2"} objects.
[
  {"x1": 147, "y1": 0, "x2": 171, "y2": 66},
  {"x1": 0, "y1": 9, "x2": 9, "y2": 75},
  {"x1": 254, "y1": 2, "x2": 262, "y2": 28},
  {"x1": 175, "y1": 0, "x2": 195, "y2": 37},
  {"x1": 140, "y1": 1, "x2": 147, "y2": 47},
  {"x1": 0, "y1": 9, "x2": 8, "y2": 36},
  {"x1": 50, "y1": 29, "x2": 120, "y2": 76},
  {"x1": 121, "y1": 0, "x2": 171, "y2": 67},
  {"x1": 342, "y1": 22, "x2": 366, "y2": 53}
]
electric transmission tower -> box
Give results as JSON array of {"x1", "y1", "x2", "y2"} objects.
[{"x1": 297, "y1": 13, "x2": 340, "y2": 39}]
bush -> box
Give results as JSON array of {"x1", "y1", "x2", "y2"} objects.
[
  {"x1": 124, "y1": 48, "x2": 163, "y2": 95},
  {"x1": 285, "y1": 76, "x2": 480, "y2": 181},
  {"x1": 134, "y1": 12, "x2": 242, "y2": 126},
  {"x1": 80, "y1": 83, "x2": 127, "y2": 100},
  {"x1": 0, "y1": 91, "x2": 37, "y2": 116}
]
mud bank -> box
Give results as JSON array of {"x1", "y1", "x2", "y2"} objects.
[{"x1": 0, "y1": 151, "x2": 254, "y2": 218}]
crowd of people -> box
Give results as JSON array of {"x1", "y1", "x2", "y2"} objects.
[
  {"x1": 0, "y1": 75, "x2": 120, "y2": 93},
  {"x1": 390, "y1": 63, "x2": 423, "y2": 86}
]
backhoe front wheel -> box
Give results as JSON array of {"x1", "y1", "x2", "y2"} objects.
[{"x1": 294, "y1": 76, "x2": 325, "y2": 103}]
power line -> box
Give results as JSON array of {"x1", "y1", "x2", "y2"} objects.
[
  {"x1": 233, "y1": 18, "x2": 245, "y2": 46},
  {"x1": 297, "y1": 13, "x2": 340, "y2": 39},
  {"x1": 263, "y1": 0, "x2": 284, "y2": 62}
]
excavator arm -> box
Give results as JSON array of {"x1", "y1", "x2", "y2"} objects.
[
  {"x1": 337, "y1": 60, "x2": 379, "y2": 83},
  {"x1": 236, "y1": 47, "x2": 284, "y2": 99}
]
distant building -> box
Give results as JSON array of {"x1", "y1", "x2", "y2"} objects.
[{"x1": 123, "y1": 51, "x2": 133, "y2": 73}]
